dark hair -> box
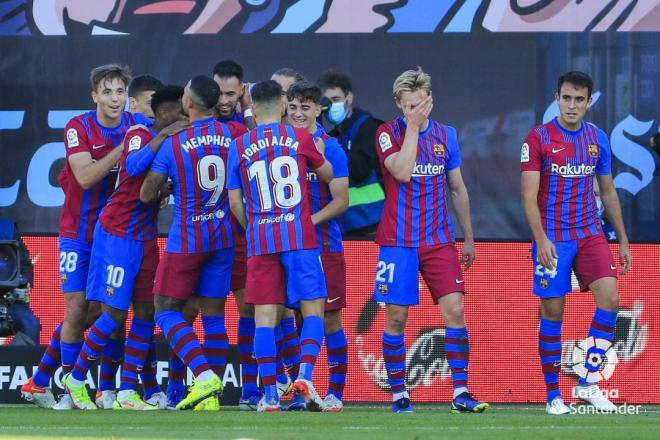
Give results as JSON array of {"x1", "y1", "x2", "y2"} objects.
[
  {"x1": 129, "y1": 75, "x2": 164, "y2": 97},
  {"x1": 212, "y1": 60, "x2": 243, "y2": 82},
  {"x1": 286, "y1": 80, "x2": 322, "y2": 104},
  {"x1": 150, "y1": 85, "x2": 184, "y2": 114},
  {"x1": 251, "y1": 80, "x2": 282, "y2": 106},
  {"x1": 90, "y1": 64, "x2": 132, "y2": 91},
  {"x1": 557, "y1": 71, "x2": 594, "y2": 97},
  {"x1": 318, "y1": 70, "x2": 352, "y2": 95},
  {"x1": 272, "y1": 67, "x2": 305, "y2": 82},
  {"x1": 189, "y1": 75, "x2": 220, "y2": 110}
]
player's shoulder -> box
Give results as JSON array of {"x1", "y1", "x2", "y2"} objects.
[
  {"x1": 432, "y1": 120, "x2": 457, "y2": 138},
  {"x1": 525, "y1": 122, "x2": 552, "y2": 142},
  {"x1": 131, "y1": 112, "x2": 154, "y2": 127},
  {"x1": 585, "y1": 121, "x2": 608, "y2": 139},
  {"x1": 66, "y1": 111, "x2": 94, "y2": 129}
]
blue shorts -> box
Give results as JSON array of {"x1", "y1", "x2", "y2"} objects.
[
  {"x1": 532, "y1": 235, "x2": 617, "y2": 298},
  {"x1": 373, "y1": 244, "x2": 464, "y2": 306},
  {"x1": 86, "y1": 224, "x2": 147, "y2": 311},
  {"x1": 58, "y1": 236, "x2": 91, "y2": 293},
  {"x1": 245, "y1": 248, "x2": 327, "y2": 306}
]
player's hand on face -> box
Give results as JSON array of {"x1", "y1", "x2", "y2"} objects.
[
  {"x1": 162, "y1": 119, "x2": 192, "y2": 137},
  {"x1": 240, "y1": 83, "x2": 252, "y2": 110},
  {"x1": 461, "y1": 240, "x2": 475, "y2": 269},
  {"x1": 537, "y1": 237, "x2": 557, "y2": 271},
  {"x1": 404, "y1": 95, "x2": 433, "y2": 129},
  {"x1": 619, "y1": 242, "x2": 632, "y2": 275}
]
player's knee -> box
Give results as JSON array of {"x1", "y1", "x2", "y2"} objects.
[
  {"x1": 324, "y1": 311, "x2": 342, "y2": 334},
  {"x1": 132, "y1": 301, "x2": 155, "y2": 321},
  {"x1": 386, "y1": 309, "x2": 408, "y2": 334},
  {"x1": 443, "y1": 302, "x2": 465, "y2": 327},
  {"x1": 155, "y1": 295, "x2": 184, "y2": 313}
]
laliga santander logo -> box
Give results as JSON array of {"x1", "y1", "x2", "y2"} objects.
[{"x1": 570, "y1": 336, "x2": 619, "y2": 383}]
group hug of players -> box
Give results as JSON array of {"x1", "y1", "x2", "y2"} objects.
[{"x1": 20, "y1": 61, "x2": 631, "y2": 415}]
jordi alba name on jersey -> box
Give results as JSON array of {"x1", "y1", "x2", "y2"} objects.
[
  {"x1": 151, "y1": 118, "x2": 247, "y2": 253},
  {"x1": 59, "y1": 111, "x2": 138, "y2": 243},
  {"x1": 375, "y1": 117, "x2": 461, "y2": 248},
  {"x1": 227, "y1": 123, "x2": 325, "y2": 257},
  {"x1": 521, "y1": 118, "x2": 611, "y2": 242}
]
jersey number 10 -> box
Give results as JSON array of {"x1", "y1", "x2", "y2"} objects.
[{"x1": 248, "y1": 157, "x2": 302, "y2": 211}]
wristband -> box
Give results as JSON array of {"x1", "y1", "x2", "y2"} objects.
[{"x1": 244, "y1": 108, "x2": 253, "y2": 118}]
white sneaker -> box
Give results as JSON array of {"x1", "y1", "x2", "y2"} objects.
[
  {"x1": 95, "y1": 390, "x2": 117, "y2": 409},
  {"x1": 20, "y1": 378, "x2": 55, "y2": 409},
  {"x1": 256, "y1": 395, "x2": 281, "y2": 412},
  {"x1": 546, "y1": 397, "x2": 571, "y2": 415},
  {"x1": 276, "y1": 377, "x2": 292, "y2": 398},
  {"x1": 573, "y1": 384, "x2": 617, "y2": 412},
  {"x1": 52, "y1": 394, "x2": 74, "y2": 410},
  {"x1": 322, "y1": 394, "x2": 343, "y2": 412},
  {"x1": 292, "y1": 378, "x2": 324, "y2": 412},
  {"x1": 145, "y1": 391, "x2": 168, "y2": 409}
]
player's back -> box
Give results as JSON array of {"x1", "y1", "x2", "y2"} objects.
[
  {"x1": 231, "y1": 123, "x2": 320, "y2": 256},
  {"x1": 59, "y1": 111, "x2": 137, "y2": 243},
  {"x1": 375, "y1": 117, "x2": 460, "y2": 248},
  {"x1": 156, "y1": 117, "x2": 243, "y2": 253},
  {"x1": 99, "y1": 127, "x2": 159, "y2": 241}
]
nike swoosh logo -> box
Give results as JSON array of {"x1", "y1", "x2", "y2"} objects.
[
  {"x1": 92, "y1": 144, "x2": 105, "y2": 150},
  {"x1": 327, "y1": 297, "x2": 340, "y2": 304},
  {"x1": 553, "y1": 362, "x2": 561, "y2": 368},
  {"x1": 610, "y1": 265, "x2": 616, "y2": 270},
  {"x1": 551, "y1": 148, "x2": 565, "y2": 153},
  {"x1": 455, "y1": 279, "x2": 464, "y2": 284}
]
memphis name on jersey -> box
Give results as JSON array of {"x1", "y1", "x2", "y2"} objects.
[{"x1": 181, "y1": 134, "x2": 232, "y2": 152}]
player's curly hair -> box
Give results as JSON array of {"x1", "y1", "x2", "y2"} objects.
[
  {"x1": 90, "y1": 64, "x2": 132, "y2": 92},
  {"x1": 393, "y1": 67, "x2": 431, "y2": 100}
]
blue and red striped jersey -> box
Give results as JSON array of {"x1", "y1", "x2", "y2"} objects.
[
  {"x1": 227, "y1": 123, "x2": 326, "y2": 257},
  {"x1": 308, "y1": 128, "x2": 348, "y2": 252},
  {"x1": 58, "y1": 111, "x2": 138, "y2": 243},
  {"x1": 99, "y1": 127, "x2": 159, "y2": 241},
  {"x1": 520, "y1": 117, "x2": 611, "y2": 242},
  {"x1": 375, "y1": 117, "x2": 461, "y2": 248},
  {"x1": 151, "y1": 118, "x2": 247, "y2": 253}
]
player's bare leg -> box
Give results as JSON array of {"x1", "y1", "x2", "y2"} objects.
[{"x1": 573, "y1": 277, "x2": 619, "y2": 412}]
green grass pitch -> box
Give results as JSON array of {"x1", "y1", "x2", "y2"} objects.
[{"x1": 0, "y1": 404, "x2": 658, "y2": 439}]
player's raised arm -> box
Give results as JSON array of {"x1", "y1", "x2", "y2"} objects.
[
  {"x1": 447, "y1": 167, "x2": 475, "y2": 268},
  {"x1": 140, "y1": 171, "x2": 167, "y2": 203},
  {"x1": 383, "y1": 94, "x2": 432, "y2": 183},
  {"x1": 596, "y1": 173, "x2": 631, "y2": 274}
]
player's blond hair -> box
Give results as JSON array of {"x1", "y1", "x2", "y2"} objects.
[
  {"x1": 393, "y1": 67, "x2": 431, "y2": 100},
  {"x1": 90, "y1": 64, "x2": 132, "y2": 92}
]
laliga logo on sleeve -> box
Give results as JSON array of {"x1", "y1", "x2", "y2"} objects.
[
  {"x1": 379, "y1": 132, "x2": 393, "y2": 153},
  {"x1": 128, "y1": 135, "x2": 142, "y2": 152},
  {"x1": 570, "y1": 336, "x2": 618, "y2": 383},
  {"x1": 520, "y1": 143, "x2": 529, "y2": 163}
]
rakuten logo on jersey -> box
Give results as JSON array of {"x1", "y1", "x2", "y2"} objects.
[
  {"x1": 411, "y1": 163, "x2": 445, "y2": 177},
  {"x1": 550, "y1": 163, "x2": 596, "y2": 177},
  {"x1": 191, "y1": 210, "x2": 225, "y2": 222},
  {"x1": 258, "y1": 212, "x2": 295, "y2": 225}
]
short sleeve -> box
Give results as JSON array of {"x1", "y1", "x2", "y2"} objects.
[
  {"x1": 150, "y1": 137, "x2": 171, "y2": 175},
  {"x1": 64, "y1": 119, "x2": 90, "y2": 157},
  {"x1": 520, "y1": 128, "x2": 543, "y2": 172},
  {"x1": 124, "y1": 128, "x2": 156, "y2": 176},
  {"x1": 595, "y1": 129, "x2": 612, "y2": 175},
  {"x1": 325, "y1": 138, "x2": 349, "y2": 178},
  {"x1": 375, "y1": 123, "x2": 401, "y2": 166},
  {"x1": 226, "y1": 140, "x2": 242, "y2": 190},
  {"x1": 445, "y1": 126, "x2": 462, "y2": 171}
]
